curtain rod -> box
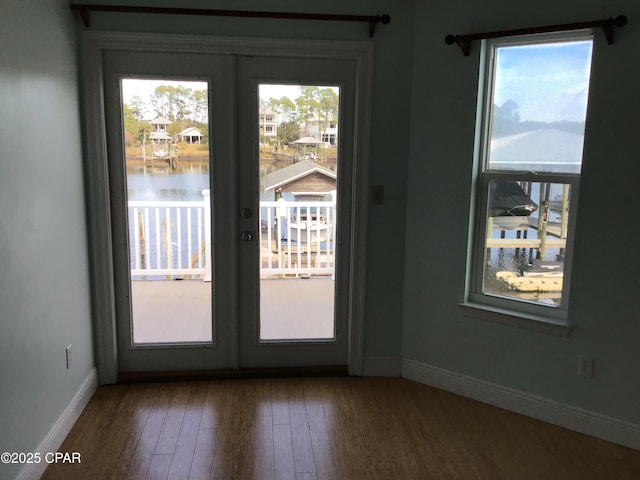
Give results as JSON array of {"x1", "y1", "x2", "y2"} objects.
[
  {"x1": 445, "y1": 15, "x2": 627, "y2": 56},
  {"x1": 70, "y1": 4, "x2": 391, "y2": 38}
]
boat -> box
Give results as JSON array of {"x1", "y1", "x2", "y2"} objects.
[
  {"x1": 520, "y1": 259, "x2": 564, "y2": 277},
  {"x1": 284, "y1": 204, "x2": 333, "y2": 244},
  {"x1": 490, "y1": 181, "x2": 538, "y2": 230},
  {"x1": 153, "y1": 144, "x2": 169, "y2": 157}
]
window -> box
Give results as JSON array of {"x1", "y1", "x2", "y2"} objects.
[{"x1": 469, "y1": 32, "x2": 593, "y2": 322}]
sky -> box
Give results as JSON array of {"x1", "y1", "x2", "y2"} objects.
[
  {"x1": 121, "y1": 80, "x2": 335, "y2": 119},
  {"x1": 122, "y1": 79, "x2": 207, "y2": 120},
  {"x1": 122, "y1": 81, "x2": 333, "y2": 105},
  {"x1": 259, "y1": 84, "x2": 303, "y2": 101},
  {"x1": 493, "y1": 40, "x2": 593, "y2": 123},
  {"x1": 122, "y1": 79, "x2": 207, "y2": 104}
]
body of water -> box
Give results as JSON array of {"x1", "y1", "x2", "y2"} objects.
[{"x1": 126, "y1": 163, "x2": 210, "y2": 202}]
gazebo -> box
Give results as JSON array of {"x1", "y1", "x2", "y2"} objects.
[
  {"x1": 149, "y1": 117, "x2": 172, "y2": 158},
  {"x1": 293, "y1": 136, "x2": 323, "y2": 160}
]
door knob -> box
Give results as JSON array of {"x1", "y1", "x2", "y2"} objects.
[{"x1": 240, "y1": 231, "x2": 254, "y2": 241}]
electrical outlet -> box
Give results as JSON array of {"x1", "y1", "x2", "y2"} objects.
[
  {"x1": 578, "y1": 355, "x2": 594, "y2": 378},
  {"x1": 65, "y1": 345, "x2": 72, "y2": 369}
]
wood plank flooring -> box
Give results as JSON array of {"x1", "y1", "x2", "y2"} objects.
[{"x1": 42, "y1": 377, "x2": 640, "y2": 480}]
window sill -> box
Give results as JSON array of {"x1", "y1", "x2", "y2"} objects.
[{"x1": 458, "y1": 302, "x2": 573, "y2": 337}]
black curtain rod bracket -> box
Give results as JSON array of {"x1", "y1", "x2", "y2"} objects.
[
  {"x1": 70, "y1": 4, "x2": 391, "y2": 38},
  {"x1": 445, "y1": 15, "x2": 627, "y2": 56}
]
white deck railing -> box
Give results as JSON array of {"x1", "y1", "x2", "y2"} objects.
[
  {"x1": 128, "y1": 197, "x2": 209, "y2": 278},
  {"x1": 128, "y1": 192, "x2": 336, "y2": 280},
  {"x1": 260, "y1": 200, "x2": 336, "y2": 277}
]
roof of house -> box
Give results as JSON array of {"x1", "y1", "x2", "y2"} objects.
[
  {"x1": 150, "y1": 116, "x2": 171, "y2": 125},
  {"x1": 149, "y1": 132, "x2": 172, "y2": 140},
  {"x1": 262, "y1": 159, "x2": 337, "y2": 192},
  {"x1": 294, "y1": 136, "x2": 323, "y2": 144},
  {"x1": 180, "y1": 127, "x2": 202, "y2": 136}
]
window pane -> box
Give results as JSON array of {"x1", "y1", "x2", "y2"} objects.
[
  {"x1": 488, "y1": 40, "x2": 593, "y2": 174},
  {"x1": 258, "y1": 84, "x2": 339, "y2": 341},
  {"x1": 121, "y1": 79, "x2": 213, "y2": 344},
  {"x1": 483, "y1": 180, "x2": 571, "y2": 307}
]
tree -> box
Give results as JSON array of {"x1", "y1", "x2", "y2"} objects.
[
  {"x1": 128, "y1": 95, "x2": 146, "y2": 122},
  {"x1": 317, "y1": 88, "x2": 338, "y2": 144},
  {"x1": 122, "y1": 104, "x2": 139, "y2": 146},
  {"x1": 277, "y1": 120, "x2": 300, "y2": 145},
  {"x1": 171, "y1": 85, "x2": 192, "y2": 126},
  {"x1": 278, "y1": 96, "x2": 296, "y2": 122},
  {"x1": 122, "y1": 103, "x2": 151, "y2": 146},
  {"x1": 266, "y1": 96, "x2": 296, "y2": 145},
  {"x1": 151, "y1": 85, "x2": 171, "y2": 118},
  {"x1": 192, "y1": 89, "x2": 208, "y2": 125},
  {"x1": 296, "y1": 87, "x2": 320, "y2": 137},
  {"x1": 137, "y1": 121, "x2": 152, "y2": 146},
  {"x1": 492, "y1": 100, "x2": 521, "y2": 137}
]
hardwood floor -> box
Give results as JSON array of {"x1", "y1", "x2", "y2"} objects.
[{"x1": 42, "y1": 377, "x2": 640, "y2": 480}]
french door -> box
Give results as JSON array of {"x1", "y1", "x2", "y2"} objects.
[
  {"x1": 236, "y1": 56, "x2": 355, "y2": 368},
  {"x1": 103, "y1": 48, "x2": 357, "y2": 373}
]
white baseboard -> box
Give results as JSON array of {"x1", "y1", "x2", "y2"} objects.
[
  {"x1": 17, "y1": 368, "x2": 98, "y2": 480},
  {"x1": 401, "y1": 358, "x2": 640, "y2": 451},
  {"x1": 363, "y1": 356, "x2": 402, "y2": 376}
]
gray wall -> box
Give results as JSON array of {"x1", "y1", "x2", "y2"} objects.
[
  {"x1": 0, "y1": 1, "x2": 94, "y2": 477},
  {"x1": 403, "y1": 0, "x2": 640, "y2": 423},
  {"x1": 83, "y1": 0, "x2": 415, "y2": 363}
]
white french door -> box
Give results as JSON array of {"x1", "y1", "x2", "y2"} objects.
[
  {"x1": 236, "y1": 56, "x2": 355, "y2": 368},
  {"x1": 104, "y1": 51, "x2": 237, "y2": 372},
  {"x1": 102, "y1": 48, "x2": 358, "y2": 374}
]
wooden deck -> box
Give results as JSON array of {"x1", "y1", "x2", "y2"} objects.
[
  {"x1": 131, "y1": 278, "x2": 334, "y2": 344},
  {"x1": 260, "y1": 277, "x2": 334, "y2": 340}
]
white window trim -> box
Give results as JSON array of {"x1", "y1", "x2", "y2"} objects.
[{"x1": 463, "y1": 30, "x2": 593, "y2": 330}]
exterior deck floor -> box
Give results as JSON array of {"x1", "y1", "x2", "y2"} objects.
[{"x1": 131, "y1": 278, "x2": 334, "y2": 344}]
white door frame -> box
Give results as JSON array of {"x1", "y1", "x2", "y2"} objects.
[{"x1": 81, "y1": 31, "x2": 373, "y2": 384}]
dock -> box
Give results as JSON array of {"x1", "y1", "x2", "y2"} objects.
[
  {"x1": 496, "y1": 271, "x2": 563, "y2": 292},
  {"x1": 486, "y1": 237, "x2": 566, "y2": 249},
  {"x1": 487, "y1": 217, "x2": 566, "y2": 249}
]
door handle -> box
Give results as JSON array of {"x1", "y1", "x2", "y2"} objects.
[
  {"x1": 241, "y1": 207, "x2": 253, "y2": 218},
  {"x1": 240, "y1": 231, "x2": 254, "y2": 242}
]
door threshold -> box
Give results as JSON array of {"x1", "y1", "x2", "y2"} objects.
[{"x1": 117, "y1": 364, "x2": 349, "y2": 383}]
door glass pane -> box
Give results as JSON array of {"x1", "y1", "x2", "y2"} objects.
[
  {"x1": 258, "y1": 84, "x2": 339, "y2": 341},
  {"x1": 483, "y1": 180, "x2": 571, "y2": 307},
  {"x1": 121, "y1": 79, "x2": 213, "y2": 344}
]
